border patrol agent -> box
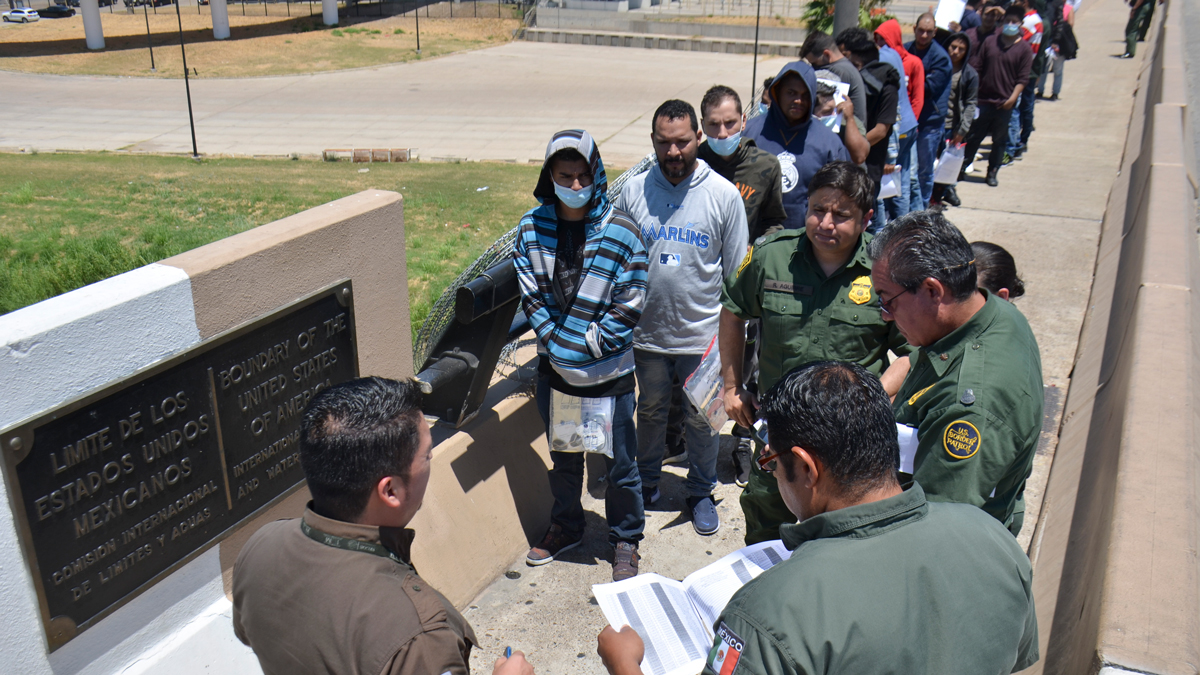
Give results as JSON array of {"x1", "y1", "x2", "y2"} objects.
[
  {"x1": 233, "y1": 378, "x2": 534, "y2": 675},
  {"x1": 719, "y1": 161, "x2": 910, "y2": 545},
  {"x1": 596, "y1": 362, "x2": 1038, "y2": 675},
  {"x1": 869, "y1": 212, "x2": 1043, "y2": 535}
]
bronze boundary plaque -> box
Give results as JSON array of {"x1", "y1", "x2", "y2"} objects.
[{"x1": 0, "y1": 280, "x2": 359, "y2": 651}]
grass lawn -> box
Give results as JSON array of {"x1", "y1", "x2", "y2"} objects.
[
  {"x1": 0, "y1": 10, "x2": 519, "y2": 78},
  {"x1": 0, "y1": 152, "x2": 542, "y2": 339}
]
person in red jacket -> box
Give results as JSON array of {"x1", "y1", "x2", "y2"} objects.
[{"x1": 875, "y1": 18, "x2": 925, "y2": 212}]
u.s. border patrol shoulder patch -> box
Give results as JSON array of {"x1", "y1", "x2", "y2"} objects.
[
  {"x1": 708, "y1": 621, "x2": 744, "y2": 675},
  {"x1": 943, "y1": 420, "x2": 981, "y2": 459},
  {"x1": 848, "y1": 276, "x2": 872, "y2": 305},
  {"x1": 736, "y1": 247, "x2": 753, "y2": 279}
]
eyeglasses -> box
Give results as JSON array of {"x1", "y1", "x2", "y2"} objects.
[
  {"x1": 757, "y1": 446, "x2": 782, "y2": 472},
  {"x1": 876, "y1": 287, "x2": 913, "y2": 315}
]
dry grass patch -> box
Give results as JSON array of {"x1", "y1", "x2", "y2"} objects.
[{"x1": 0, "y1": 11, "x2": 519, "y2": 78}]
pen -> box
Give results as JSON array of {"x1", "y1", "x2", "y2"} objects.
[{"x1": 505, "y1": 647, "x2": 512, "y2": 659}]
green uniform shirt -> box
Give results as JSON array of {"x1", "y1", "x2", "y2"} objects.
[
  {"x1": 892, "y1": 292, "x2": 1044, "y2": 535},
  {"x1": 721, "y1": 229, "x2": 909, "y2": 394},
  {"x1": 703, "y1": 483, "x2": 1039, "y2": 675}
]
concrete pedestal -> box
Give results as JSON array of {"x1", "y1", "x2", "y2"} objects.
[
  {"x1": 80, "y1": 0, "x2": 104, "y2": 50},
  {"x1": 322, "y1": 0, "x2": 337, "y2": 26},
  {"x1": 211, "y1": 0, "x2": 229, "y2": 40}
]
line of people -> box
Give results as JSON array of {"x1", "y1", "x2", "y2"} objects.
[{"x1": 230, "y1": 49, "x2": 1050, "y2": 675}]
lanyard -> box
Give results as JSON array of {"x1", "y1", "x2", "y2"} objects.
[{"x1": 300, "y1": 518, "x2": 405, "y2": 565}]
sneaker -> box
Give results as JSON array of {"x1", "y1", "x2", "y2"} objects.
[
  {"x1": 1035, "y1": 91, "x2": 1045, "y2": 99},
  {"x1": 986, "y1": 170, "x2": 999, "y2": 187},
  {"x1": 643, "y1": 486, "x2": 661, "y2": 508},
  {"x1": 943, "y1": 185, "x2": 962, "y2": 207},
  {"x1": 687, "y1": 495, "x2": 720, "y2": 536},
  {"x1": 1001, "y1": 153, "x2": 1015, "y2": 167},
  {"x1": 612, "y1": 541, "x2": 640, "y2": 581},
  {"x1": 731, "y1": 438, "x2": 752, "y2": 488},
  {"x1": 1049, "y1": 94, "x2": 1058, "y2": 102},
  {"x1": 1120, "y1": 52, "x2": 1134, "y2": 59},
  {"x1": 526, "y1": 523, "x2": 582, "y2": 566}
]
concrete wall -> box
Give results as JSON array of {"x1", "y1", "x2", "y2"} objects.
[
  {"x1": 1022, "y1": 1, "x2": 1200, "y2": 673},
  {"x1": 0, "y1": 191, "x2": 411, "y2": 674},
  {"x1": 533, "y1": 7, "x2": 807, "y2": 41}
]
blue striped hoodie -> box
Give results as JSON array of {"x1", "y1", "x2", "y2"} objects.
[{"x1": 514, "y1": 130, "x2": 649, "y2": 389}]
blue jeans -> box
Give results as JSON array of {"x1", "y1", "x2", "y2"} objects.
[
  {"x1": 1036, "y1": 54, "x2": 1065, "y2": 97},
  {"x1": 893, "y1": 129, "x2": 919, "y2": 217},
  {"x1": 915, "y1": 118, "x2": 946, "y2": 208},
  {"x1": 1008, "y1": 86, "x2": 1036, "y2": 150},
  {"x1": 634, "y1": 349, "x2": 720, "y2": 498},
  {"x1": 537, "y1": 375, "x2": 644, "y2": 544}
]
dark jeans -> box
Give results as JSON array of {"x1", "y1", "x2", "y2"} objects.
[
  {"x1": 915, "y1": 118, "x2": 947, "y2": 208},
  {"x1": 963, "y1": 102, "x2": 1012, "y2": 175},
  {"x1": 537, "y1": 375, "x2": 644, "y2": 544},
  {"x1": 635, "y1": 349, "x2": 720, "y2": 498}
]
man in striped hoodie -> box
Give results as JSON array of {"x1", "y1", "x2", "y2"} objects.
[{"x1": 514, "y1": 130, "x2": 650, "y2": 582}]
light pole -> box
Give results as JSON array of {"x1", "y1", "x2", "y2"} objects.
[
  {"x1": 143, "y1": 1, "x2": 156, "y2": 71},
  {"x1": 414, "y1": 0, "x2": 420, "y2": 53},
  {"x1": 173, "y1": 0, "x2": 199, "y2": 158},
  {"x1": 750, "y1": 0, "x2": 760, "y2": 104}
]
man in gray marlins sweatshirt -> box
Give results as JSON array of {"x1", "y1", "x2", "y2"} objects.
[{"x1": 617, "y1": 99, "x2": 749, "y2": 536}]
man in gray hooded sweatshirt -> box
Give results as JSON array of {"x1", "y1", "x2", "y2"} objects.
[{"x1": 617, "y1": 99, "x2": 749, "y2": 536}]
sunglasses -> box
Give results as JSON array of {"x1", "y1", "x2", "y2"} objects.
[
  {"x1": 876, "y1": 287, "x2": 913, "y2": 315},
  {"x1": 757, "y1": 446, "x2": 782, "y2": 472}
]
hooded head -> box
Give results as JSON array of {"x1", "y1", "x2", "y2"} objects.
[
  {"x1": 768, "y1": 61, "x2": 818, "y2": 128},
  {"x1": 946, "y1": 31, "x2": 972, "y2": 67},
  {"x1": 874, "y1": 19, "x2": 909, "y2": 57},
  {"x1": 533, "y1": 130, "x2": 610, "y2": 217}
]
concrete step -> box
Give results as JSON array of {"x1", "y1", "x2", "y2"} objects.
[{"x1": 520, "y1": 26, "x2": 803, "y2": 55}]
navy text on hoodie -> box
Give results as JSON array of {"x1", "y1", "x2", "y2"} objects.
[{"x1": 744, "y1": 61, "x2": 851, "y2": 230}]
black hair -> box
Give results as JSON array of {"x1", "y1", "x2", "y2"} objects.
[
  {"x1": 867, "y1": 210, "x2": 979, "y2": 301},
  {"x1": 1004, "y1": 4, "x2": 1025, "y2": 20},
  {"x1": 700, "y1": 85, "x2": 743, "y2": 118},
  {"x1": 916, "y1": 11, "x2": 936, "y2": 27},
  {"x1": 809, "y1": 160, "x2": 875, "y2": 218},
  {"x1": 761, "y1": 361, "x2": 900, "y2": 498},
  {"x1": 972, "y1": 241, "x2": 1026, "y2": 298},
  {"x1": 653, "y1": 99, "x2": 699, "y2": 134},
  {"x1": 836, "y1": 27, "x2": 879, "y2": 63},
  {"x1": 763, "y1": 76, "x2": 775, "y2": 90},
  {"x1": 300, "y1": 377, "x2": 425, "y2": 522},
  {"x1": 801, "y1": 30, "x2": 837, "y2": 59}
]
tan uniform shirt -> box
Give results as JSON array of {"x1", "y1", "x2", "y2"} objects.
[{"x1": 233, "y1": 506, "x2": 479, "y2": 675}]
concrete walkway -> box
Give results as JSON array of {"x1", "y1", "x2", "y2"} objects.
[
  {"x1": 461, "y1": 0, "x2": 1144, "y2": 673},
  {"x1": 0, "y1": 43, "x2": 791, "y2": 167}
]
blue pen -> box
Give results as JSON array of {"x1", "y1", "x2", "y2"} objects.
[{"x1": 505, "y1": 647, "x2": 512, "y2": 658}]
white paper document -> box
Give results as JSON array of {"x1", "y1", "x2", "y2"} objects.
[
  {"x1": 897, "y1": 423, "x2": 919, "y2": 474},
  {"x1": 879, "y1": 170, "x2": 900, "y2": 199},
  {"x1": 934, "y1": 0, "x2": 966, "y2": 28},
  {"x1": 592, "y1": 541, "x2": 791, "y2": 675}
]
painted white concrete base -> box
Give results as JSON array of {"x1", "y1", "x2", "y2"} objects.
[
  {"x1": 79, "y1": 0, "x2": 103, "y2": 50},
  {"x1": 0, "y1": 263, "x2": 246, "y2": 675},
  {"x1": 322, "y1": 0, "x2": 337, "y2": 25},
  {"x1": 211, "y1": 0, "x2": 230, "y2": 40}
]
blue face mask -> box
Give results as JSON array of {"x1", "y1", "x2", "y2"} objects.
[
  {"x1": 553, "y1": 181, "x2": 593, "y2": 209},
  {"x1": 758, "y1": 102, "x2": 770, "y2": 115},
  {"x1": 1002, "y1": 22, "x2": 1020, "y2": 36},
  {"x1": 707, "y1": 130, "x2": 742, "y2": 157}
]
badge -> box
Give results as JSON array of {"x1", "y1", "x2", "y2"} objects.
[
  {"x1": 848, "y1": 276, "x2": 872, "y2": 305},
  {"x1": 943, "y1": 420, "x2": 981, "y2": 459},
  {"x1": 736, "y1": 247, "x2": 753, "y2": 278},
  {"x1": 907, "y1": 384, "x2": 933, "y2": 406},
  {"x1": 777, "y1": 151, "x2": 798, "y2": 193},
  {"x1": 707, "y1": 622, "x2": 744, "y2": 675}
]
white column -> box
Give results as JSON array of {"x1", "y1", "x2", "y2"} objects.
[
  {"x1": 211, "y1": 0, "x2": 229, "y2": 40},
  {"x1": 80, "y1": 0, "x2": 104, "y2": 51},
  {"x1": 322, "y1": 0, "x2": 337, "y2": 25}
]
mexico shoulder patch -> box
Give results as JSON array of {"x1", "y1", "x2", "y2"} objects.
[
  {"x1": 848, "y1": 276, "x2": 873, "y2": 305},
  {"x1": 943, "y1": 420, "x2": 981, "y2": 459},
  {"x1": 708, "y1": 621, "x2": 744, "y2": 675}
]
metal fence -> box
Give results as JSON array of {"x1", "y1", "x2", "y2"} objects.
[{"x1": 13, "y1": 0, "x2": 532, "y2": 20}]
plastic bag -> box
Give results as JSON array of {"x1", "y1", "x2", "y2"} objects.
[
  {"x1": 683, "y1": 335, "x2": 728, "y2": 435},
  {"x1": 878, "y1": 169, "x2": 901, "y2": 199},
  {"x1": 549, "y1": 391, "x2": 615, "y2": 458},
  {"x1": 933, "y1": 144, "x2": 966, "y2": 185}
]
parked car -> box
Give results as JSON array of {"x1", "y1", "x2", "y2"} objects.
[
  {"x1": 150, "y1": 0, "x2": 174, "y2": 6},
  {"x1": 38, "y1": 4, "x2": 76, "y2": 17},
  {"x1": 1, "y1": 7, "x2": 40, "y2": 21}
]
